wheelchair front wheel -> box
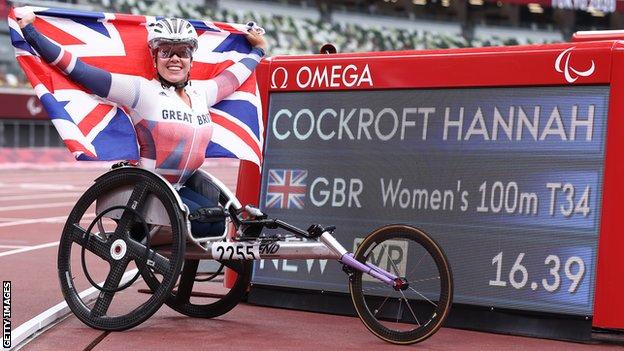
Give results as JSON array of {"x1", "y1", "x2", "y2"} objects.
[
  {"x1": 57, "y1": 168, "x2": 186, "y2": 331},
  {"x1": 349, "y1": 224, "x2": 453, "y2": 344}
]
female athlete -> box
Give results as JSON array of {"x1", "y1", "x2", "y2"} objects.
[{"x1": 18, "y1": 11, "x2": 267, "y2": 238}]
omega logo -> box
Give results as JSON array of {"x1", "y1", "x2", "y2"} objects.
[
  {"x1": 271, "y1": 64, "x2": 374, "y2": 89},
  {"x1": 271, "y1": 67, "x2": 288, "y2": 89}
]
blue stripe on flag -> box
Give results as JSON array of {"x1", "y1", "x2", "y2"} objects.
[
  {"x1": 89, "y1": 109, "x2": 139, "y2": 161},
  {"x1": 38, "y1": 8, "x2": 106, "y2": 21},
  {"x1": 211, "y1": 34, "x2": 251, "y2": 54},
  {"x1": 188, "y1": 20, "x2": 221, "y2": 33},
  {"x1": 9, "y1": 28, "x2": 36, "y2": 55},
  {"x1": 37, "y1": 8, "x2": 110, "y2": 38},
  {"x1": 75, "y1": 153, "x2": 96, "y2": 161},
  {"x1": 206, "y1": 142, "x2": 236, "y2": 159},
  {"x1": 240, "y1": 57, "x2": 259, "y2": 71},
  {"x1": 40, "y1": 95, "x2": 73, "y2": 122},
  {"x1": 212, "y1": 100, "x2": 260, "y2": 139},
  {"x1": 73, "y1": 18, "x2": 110, "y2": 38}
]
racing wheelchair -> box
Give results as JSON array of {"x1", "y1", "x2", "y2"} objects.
[{"x1": 58, "y1": 166, "x2": 453, "y2": 345}]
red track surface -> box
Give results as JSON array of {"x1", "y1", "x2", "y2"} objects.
[
  {"x1": 24, "y1": 304, "x2": 623, "y2": 351},
  {"x1": 1, "y1": 163, "x2": 621, "y2": 351}
]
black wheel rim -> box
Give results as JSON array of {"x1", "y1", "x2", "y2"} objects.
[
  {"x1": 141, "y1": 171, "x2": 250, "y2": 319},
  {"x1": 194, "y1": 262, "x2": 225, "y2": 282},
  {"x1": 350, "y1": 224, "x2": 453, "y2": 344},
  {"x1": 57, "y1": 168, "x2": 186, "y2": 331}
]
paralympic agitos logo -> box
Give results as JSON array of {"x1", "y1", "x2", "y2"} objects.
[
  {"x1": 555, "y1": 47, "x2": 595, "y2": 83},
  {"x1": 271, "y1": 64, "x2": 373, "y2": 89}
]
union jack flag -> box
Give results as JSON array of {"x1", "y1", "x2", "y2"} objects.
[
  {"x1": 265, "y1": 169, "x2": 307, "y2": 209},
  {"x1": 8, "y1": 6, "x2": 263, "y2": 166}
]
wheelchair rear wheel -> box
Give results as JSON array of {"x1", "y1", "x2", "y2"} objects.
[
  {"x1": 143, "y1": 176, "x2": 252, "y2": 319},
  {"x1": 57, "y1": 168, "x2": 186, "y2": 331},
  {"x1": 154, "y1": 258, "x2": 252, "y2": 318}
]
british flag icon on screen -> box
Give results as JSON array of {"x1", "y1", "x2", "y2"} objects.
[{"x1": 266, "y1": 169, "x2": 307, "y2": 209}]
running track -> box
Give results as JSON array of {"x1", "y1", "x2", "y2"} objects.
[{"x1": 1, "y1": 162, "x2": 622, "y2": 350}]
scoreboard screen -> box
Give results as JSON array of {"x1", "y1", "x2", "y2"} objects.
[{"x1": 252, "y1": 85, "x2": 608, "y2": 316}]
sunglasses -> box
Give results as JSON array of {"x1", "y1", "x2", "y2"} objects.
[{"x1": 157, "y1": 46, "x2": 193, "y2": 59}]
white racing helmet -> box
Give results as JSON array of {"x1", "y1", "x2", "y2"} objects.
[{"x1": 147, "y1": 18, "x2": 198, "y2": 51}]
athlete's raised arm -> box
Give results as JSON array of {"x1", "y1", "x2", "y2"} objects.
[{"x1": 203, "y1": 28, "x2": 267, "y2": 106}]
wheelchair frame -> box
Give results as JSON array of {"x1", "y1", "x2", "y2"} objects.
[
  {"x1": 96, "y1": 168, "x2": 345, "y2": 261},
  {"x1": 59, "y1": 166, "x2": 453, "y2": 345}
]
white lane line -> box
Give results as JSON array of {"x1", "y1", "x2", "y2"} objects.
[
  {"x1": 0, "y1": 193, "x2": 83, "y2": 202},
  {"x1": 0, "y1": 182, "x2": 85, "y2": 191},
  {"x1": 0, "y1": 245, "x2": 29, "y2": 249},
  {"x1": 9, "y1": 269, "x2": 139, "y2": 351},
  {"x1": 0, "y1": 216, "x2": 68, "y2": 227},
  {"x1": 0, "y1": 202, "x2": 76, "y2": 212},
  {"x1": 0, "y1": 190, "x2": 48, "y2": 196},
  {"x1": 0, "y1": 213, "x2": 96, "y2": 228},
  {"x1": 0, "y1": 241, "x2": 59, "y2": 257}
]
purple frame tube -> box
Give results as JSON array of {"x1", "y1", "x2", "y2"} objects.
[{"x1": 340, "y1": 253, "x2": 398, "y2": 286}]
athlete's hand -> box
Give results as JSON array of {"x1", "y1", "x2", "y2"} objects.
[
  {"x1": 246, "y1": 29, "x2": 267, "y2": 51},
  {"x1": 17, "y1": 11, "x2": 36, "y2": 28}
]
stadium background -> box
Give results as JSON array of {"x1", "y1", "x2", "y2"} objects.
[
  {"x1": 1, "y1": 0, "x2": 621, "y2": 149},
  {"x1": 1, "y1": 1, "x2": 624, "y2": 349}
]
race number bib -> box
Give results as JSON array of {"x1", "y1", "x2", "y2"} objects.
[{"x1": 211, "y1": 242, "x2": 260, "y2": 260}]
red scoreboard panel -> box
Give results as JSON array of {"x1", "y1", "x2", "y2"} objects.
[{"x1": 238, "y1": 36, "x2": 624, "y2": 337}]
